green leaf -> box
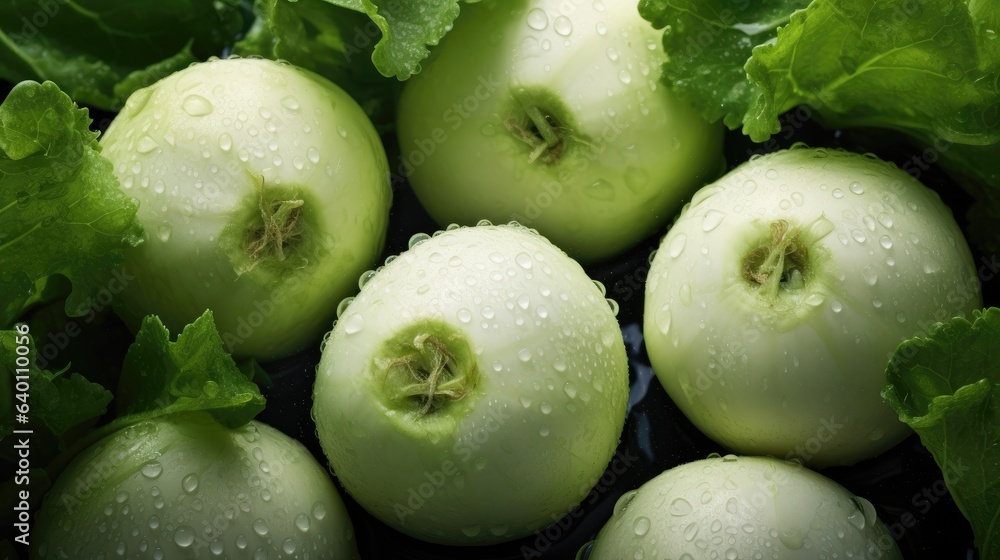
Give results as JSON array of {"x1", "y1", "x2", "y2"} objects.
[
  {"x1": 243, "y1": 0, "x2": 464, "y2": 81},
  {"x1": 116, "y1": 310, "x2": 266, "y2": 428},
  {"x1": 641, "y1": 0, "x2": 1000, "y2": 144},
  {"x1": 349, "y1": 0, "x2": 463, "y2": 80},
  {"x1": 0, "y1": 0, "x2": 245, "y2": 111},
  {"x1": 745, "y1": 0, "x2": 999, "y2": 144},
  {"x1": 0, "y1": 328, "x2": 112, "y2": 440},
  {"x1": 637, "y1": 0, "x2": 811, "y2": 132},
  {"x1": 0, "y1": 80, "x2": 143, "y2": 329},
  {"x1": 882, "y1": 308, "x2": 1000, "y2": 558},
  {"x1": 234, "y1": 0, "x2": 402, "y2": 126}
]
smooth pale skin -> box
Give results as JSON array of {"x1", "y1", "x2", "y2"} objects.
[
  {"x1": 312, "y1": 224, "x2": 629, "y2": 545},
  {"x1": 101, "y1": 57, "x2": 391, "y2": 361},
  {"x1": 643, "y1": 147, "x2": 982, "y2": 467},
  {"x1": 586, "y1": 455, "x2": 903, "y2": 559},
  {"x1": 32, "y1": 414, "x2": 360, "y2": 560},
  {"x1": 396, "y1": 0, "x2": 723, "y2": 263}
]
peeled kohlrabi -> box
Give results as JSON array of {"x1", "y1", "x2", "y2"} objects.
[
  {"x1": 312, "y1": 223, "x2": 629, "y2": 545},
  {"x1": 101, "y1": 56, "x2": 392, "y2": 361},
  {"x1": 643, "y1": 147, "x2": 981, "y2": 467},
  {"x1": 584, "y1": 455, "x2": 903, "y2": 559},
  {"x1": 33, "y1": 413, "x2": 359, "y2": 559}
]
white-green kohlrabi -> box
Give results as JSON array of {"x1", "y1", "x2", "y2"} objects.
[
  {"x1": 583, "y1": 455, "x2": 903, "y2": 559},
  {"x1": 32, "y1": 413, "x2": 359, "y2": 559},
  {"x1": 101, "y1": 56, "x2": 392, "y2": 361},
  {"x1": 311, "y1": 223, "x2": 629, "y2": 545},
  {"x1": 396, "y1": 0, "x2": 723, "y2": 263},
  {"x1": 644, "y1": 147, "x2": 982, "y2": 467}
]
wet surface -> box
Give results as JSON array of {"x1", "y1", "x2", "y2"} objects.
[{"x1": 259, "y1": 153, "x2": 982, "y2": 558}]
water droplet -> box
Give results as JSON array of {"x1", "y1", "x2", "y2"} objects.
[
  {"x1": 805, "y1": 293, "x2": 825, "y2": 306},
  {"x1": 182, "y1": 473, "x2": 199, "y2": 493},
  {"x1": 297, "y1": 147, "x2": 318, "y2": 167},
  {"x1": 157, "y1": 224, "x2": 172, "y2": 242},
  {"x1": 702, "y1": 209, "x2": 726, "y2": 231},
  {"x1": 281, "y1": 96, "x2": 300, "y2": 110},
  {"x1": 831, "y1": 301, "x2": 843, "y2": 313},
  {"x1": 553, "y1": 15, "x2": 573, "y2": 36},
  {"x1": 173, "y1": 526, "x2": 195, "y2": 548},
  {"x1": 861, "y1": 265, "x2": 878, "y2": 286},
  {"x1": 457, "y1": 308, "x2": 473, "y2": 323},
  {"x1": 851, "y1": 229, "x2": 867, "y2": 243},
  {"x1": 923, "y1": 260, "x2": 940, "y2": 274},
  {"x1": 527, "y1": 8, "x2": 548, "y2": 30},
  {"x1": 618, "y1": 69, "x2": 632, "y2": 84},
  {"x1": 896, "y1": 311, "x2": 907, "y2": 323},
  {"x1": 879, "y1": 235, "x2": 893, "y2": 249},
  {"x1": 668, "y1": 234, "x2": 687, "y2": 257},
  {"x1": 294, "y1": 513, "x2": 310, "y2": 532},
  {"x1": 595, "y1": 21, "x2": 607, "y2": 35},
  {"x1": 516, "y1": 252, "x2": 533, "y2": 269},
  {"x1": 832, "y1": 188, "x2": 845, "y2": 199},
  {"x1": 312, "y1": 501, "x2": 327, "y2": 520},
  {"x1": 633, "y1": 516, "x2": 651, "y2": 536},
  {"x1": 518, "y1": 348, "x2": 532, "y2": 362},
  {"x1": 849, "y1": 181, "x2": 864, "y2": 194},
  {"x1": 614, "y1": 490, "x2": 639, "y2": 516},
  {"x1": 253, "y1": 518, "x2": 269, "y2": 536},
  {"x1": 136, "y1": 135, "x2": 159, "y2": 154},
  {"x1": 181, "y1": 95, "x2": 213, "y2": 117},
  {"x1": 655, "y1": 304, "x2": 671, "y2": 335},
  {"x1": 606, "y1": 47, "x2": 620, "y2": 61},
  {"x1": 141, "y1": 461, "x2": 163, "y2": 479},
  {"x1": 670, "y1": 498, "x2": 693, "y2": 516},
  {"x1": 343, "y1": 313, "x2": 364, "y2": 334},
  {"x1": 539, "y1": 425, "x2": 550, "y2": 437}
]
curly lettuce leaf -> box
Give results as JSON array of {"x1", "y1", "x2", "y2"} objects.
[
  {"x1": 638, "y1": 0, "x2": 812, "y2": 132},
  {"x1": 882, "y1": 308, "x2": 1000, "y2": 558},
  {"x1": 325, "y1": 0, "x2": 463, "y2": 80},
  {"x1": 641, "y1": 0, "x2": 999, "y2": 145},
  {"x1": 116, "y1": 310, "x2": 266, "y2": 429},
  {"x1": 234, "y1": 0, "x2": 402, "y2": 126},
  {"x1": 745, "y1": 0, "x2": 998, "y2": 144},
  {"x1": 241, "y1": 0, "x2": 465, "y2": 81},
  {"x1": 0, "y1": 80, "x2": 143, "y2": 328},
  {"x1": 0, "y1": 0, "x2": 245, "y2": 110}
]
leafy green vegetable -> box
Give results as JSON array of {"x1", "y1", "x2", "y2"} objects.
[
  {"x1": 0, "y1": 80, "x2": 143, "y2": 328},
  {"x1": 0, "y1": 329, "x2": 112, "y2": 442},
  {"x1": 0, "y1": 0, "x2": 245, "y2": 110},
  {"x1": 637, "y1": 0, "x2": 811, "y2": 133},
  {"x1": 323, "y1": 0, "x2": 462, "y2": 80},
  {"x1": 234, "y1": 0, "x2": 404, "y2": 125},
  {"x1": 640, "y1": 0, "x2": 999, "y2": 144},
  {"x1": 116, "y1": 310, "x2": 266, "y2": 429},
  {"x1": 239, "y1": 0, "x2": 463, "y2": 81},
  {"x1": 883, "y1": 307, "x2": 1000, "y2": 558}
]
